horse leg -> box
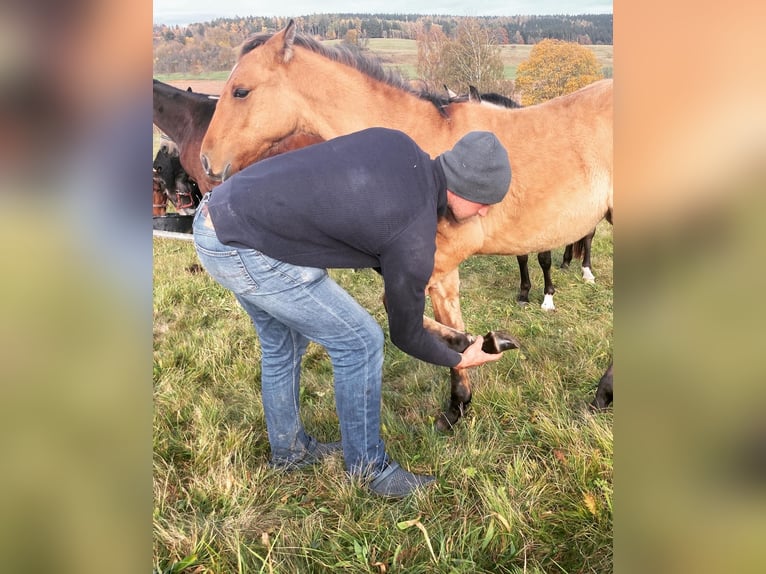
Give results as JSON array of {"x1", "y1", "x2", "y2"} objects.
[
  {"x1": 560, "y1": 244, "x2": 573, "y2": 269},
  {"x1": 516, "y1": 254, "x2": 531, "y2": 306},
  {"x1": 539, "y1": 251, "x2": 555, "y2": 311},
  {"x1": 589, "y1": 362, "x2": 613, "y2": 410},
  {"x1": 427, "y1": 269, "x2": 475, "y2": 432},
  {"x1": 580, "y1": 228, "x2": 597, "y2": 283},
  {"x1": 421, "y1": 315, "x2": 520, "y2": 354}
]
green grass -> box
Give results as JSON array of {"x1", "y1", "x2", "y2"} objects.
[
  {"x1": 154, "y1": 71, "x2": 232, "y2": 82},
  {"x1": 153, "y1": 222, "x2": 613, "y2": 572}
]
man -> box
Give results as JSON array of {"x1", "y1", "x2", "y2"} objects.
[{"x1": 192, "y1": 127, "x2": 511, "y2": 498}]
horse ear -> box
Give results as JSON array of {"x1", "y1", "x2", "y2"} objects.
[
  {"x1": 468, "y1": 85, "x2": 482, "y2": 103},
  {"x1": 281, "y1": 19, "x2": 297, "y2": 63}
]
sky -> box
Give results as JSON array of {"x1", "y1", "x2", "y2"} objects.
[{"x1": 154, "y1": 1, "x2": 612, "y2": 26}]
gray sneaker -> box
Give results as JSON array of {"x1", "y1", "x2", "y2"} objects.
[
  {"x1": 269, "y1": 440, "x2": 343, "y2": 471},
  {"x1": 368, "y1": 461, "x2": 435, "y2": 498}
]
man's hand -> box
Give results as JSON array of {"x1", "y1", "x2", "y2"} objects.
[{"x1": 454, "y1": 336, "x2": 504, "y2": 369}]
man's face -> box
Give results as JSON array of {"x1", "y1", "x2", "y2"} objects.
[{"x1": 447, "y1": 192, "x2": 490, "y2": 222}]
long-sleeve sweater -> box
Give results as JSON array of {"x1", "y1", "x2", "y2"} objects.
[{"x1": 206, "y1": 127, "x2": 461, "y2": 368}]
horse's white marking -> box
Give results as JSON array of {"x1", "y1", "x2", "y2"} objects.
[
  {"x1": 582, "y1": 267, "x2": 596, "y2": 283},
  {"x1": 208, "y1": 95, "x2": 220, "y2": 100},
  {"x1": 541, "y1": 294, "x2": 555, "y2": 311}
]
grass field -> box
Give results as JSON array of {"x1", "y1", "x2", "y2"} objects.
[
  {"x1": 153, "y1": 221, "x2": 613, "y2": 572},
  {"x1": 153, "y1": 33, "x2": 614, "y2": 573}
]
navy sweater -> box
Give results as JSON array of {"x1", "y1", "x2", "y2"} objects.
[{"x1": 207, "y1": 127, "x2": 461, "y2": 368}]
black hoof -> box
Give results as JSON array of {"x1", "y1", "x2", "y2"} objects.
[
  {"x1": 560, "y1": 262, "x2": 570, "y2": 269},
  {"x1": 481, "y1": 331, "x2": 521, "y2": 354},
  {"x1": 435, "y1": 413, "x2": 455, "y2": 432}
]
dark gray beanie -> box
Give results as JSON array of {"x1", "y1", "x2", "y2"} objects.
[{"x1": 437, "y1": 131, "x2": 511, "y2": 204}]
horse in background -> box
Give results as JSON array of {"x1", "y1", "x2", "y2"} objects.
[
  {"x1": 153, "y1": 172, "x2": 168, "y2": 216},
  {"x1": 199, "y1": 22, "x2": 613, "y2": 430},
  {"x1": 153, "y1": 80, "x2": 218, "y2": 195},
  {"x1": 152, "y1": 79, "x2": 327, "y2": 197},
  {"x1": 152, "y1": 136, "x2": 202, "y2": 215},
  {"x1": 452, "y1": 85, "x2": 602, "y2": 305}
]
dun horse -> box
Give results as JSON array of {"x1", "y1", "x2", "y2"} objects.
[
  {"x1": 457, "y1": 85, "x2": 602, "y2": 305},
  {"x1": 199, "y1": 22, "x2": 613, "y2": 429},
  {"x1": 152, "y1": 79, "x2": 521, "y2": 388}
]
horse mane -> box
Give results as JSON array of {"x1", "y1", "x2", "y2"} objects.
[
  {"x1": 475, "y1": 91, "x2": 522, "y2": 109},
  {"x1": 239, "y1": 31, "x2": 450, "y2": 117}
]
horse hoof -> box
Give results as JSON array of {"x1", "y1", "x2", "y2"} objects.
[
  {"x1": 481, "y1": 331, "x2": 521, "y2": 354},
  {"x1": 435, "y1": 413, "x2": 455, "y2": 432}
]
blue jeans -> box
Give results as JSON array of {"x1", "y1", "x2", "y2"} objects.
[{"x1": 192, "y1": 195, "x2": 388, "y2": 477}]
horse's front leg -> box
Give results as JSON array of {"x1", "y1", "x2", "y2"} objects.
[
  {"x1": 427, "y1": 268, "x2": 473, "y2": 431},
  {"x1": 421, "y1": 315, "x2": 520, "y2": 355}
]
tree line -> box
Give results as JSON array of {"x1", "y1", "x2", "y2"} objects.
[{"x1": 153, "y1": 13, "x2": 612, "y2": 75}]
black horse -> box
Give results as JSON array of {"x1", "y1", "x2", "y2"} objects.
[{"x1": 152, "y1": 137, "x2": 202, "y2": 215}]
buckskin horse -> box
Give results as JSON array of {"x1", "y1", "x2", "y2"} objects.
[
  {"x1": 151, "y1": 79, "x2": 521, "y2": 393},
  {"x1": 457, "y1": 85, "x2": 602, "y2": 305},
  {"x1": 198, "y1": 21, "x2": 613, "y2": 430}
]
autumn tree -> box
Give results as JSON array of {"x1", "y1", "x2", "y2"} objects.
[
  {"x1": 415, "y1": 21, "x2": 448, "y2": 92},
  {"x1": 440, "y1": 19, "x2": 505, "y2": 93},
  {"x1": 514, "y1": 39, "x2": 604, "y2": 105},
  {"x1": 416, "y1": 18, "x2": 504, "y2": 94}
]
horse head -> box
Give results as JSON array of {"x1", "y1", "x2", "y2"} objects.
[
  {"x1": 201, "y1": 21, "x2": 302, "y2": 181},
  {"x1": 153, "y1": 143, "x2": 200, "y2": 214}
]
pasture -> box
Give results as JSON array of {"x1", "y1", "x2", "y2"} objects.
[
  {"x1": 153, "y1": 221, "x2": 613, "y2": 572},
  {"x1": 153, "y1": 33, "x2": 613, "y2": 572},
  {"x1": 154, "y1": 39, "x2": 613, "y2": 86}
]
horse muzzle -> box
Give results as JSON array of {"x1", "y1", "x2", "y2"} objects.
[{"x1": 200, "y1": 155, "x2": 232, "y2": 182}]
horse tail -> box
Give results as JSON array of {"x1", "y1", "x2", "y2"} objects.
[{"x1": 571, "y1": 237, "x2": 588, "y2": 261}]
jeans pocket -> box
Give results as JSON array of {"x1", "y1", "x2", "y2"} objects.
[
  {"x1": 240, "y1": 250, "x2": 327, "y2": 287},
  {"x1": 195, "y1": 244, "x2": 259, "y2": 294}
]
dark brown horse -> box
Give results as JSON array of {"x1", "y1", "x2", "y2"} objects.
[
  {"x1": 199, "y1": 22, "x2": 613, "y2": 430},
  {"x1": 153, "y1": 79, "x2": 329, "y2": 193},
  {"x1": 153, "y1": 80, "x2": 218, "y2": 194}
]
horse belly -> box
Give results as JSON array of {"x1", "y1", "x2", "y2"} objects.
[{"x1": 480, "y1": 170, "x2": 611, "y2": 255}]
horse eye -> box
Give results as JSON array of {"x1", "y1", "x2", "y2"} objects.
[{"x1": 233, "y1": 88, "x2": 250, "y2": 99}]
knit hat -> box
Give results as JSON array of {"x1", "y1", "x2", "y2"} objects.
[{"x1": 437, "y1": 131, "x2": 511, "y2": 204}]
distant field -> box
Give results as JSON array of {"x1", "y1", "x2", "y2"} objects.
[{"x1": 155, "y1": 39, "x2": 613, "y2": 83}]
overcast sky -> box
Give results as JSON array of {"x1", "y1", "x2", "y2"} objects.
[{"x1": 154, "y1": 1, "x2": 613, "y2": 26}]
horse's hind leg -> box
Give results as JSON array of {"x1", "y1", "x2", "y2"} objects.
[
  {"x1": 516, "y1": 254, "x2": 532, "y2": 306},
  {"x1": 539, "y1": 251, "x2": 555, "y2": 311},
  {"x1": 581, "y1": 229, "x2": 597, "y2": 283},
  {"x1": 560, "y1": 244, "x2": 574, "y2": 269}
]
